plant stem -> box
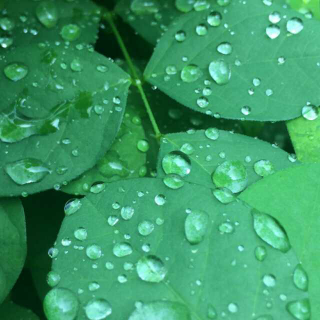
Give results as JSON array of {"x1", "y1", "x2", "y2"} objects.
[{"x1": 103, "y1": 11, "x2": 162, "y2": 141}]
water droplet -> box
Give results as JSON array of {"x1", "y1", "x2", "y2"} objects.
[
  {"x1": 293, "y1": 264, "x2": 308, "y2": 291},
  {"x1": 205, "y1": 128, "x2": 219, "y2": 140},
  {"x1": 175, "y1": 0, "x2": 195, "y2": 12},
  {"x1": 197, "y1": 97, "x2": 209, "y2": 108},
  {"x1": 5, "y1": 158, "x2": 50, "y2": 185},
  {"x1": 88, "y1": 282, "x2": 100, "y2": 292},
  {"x1": 0, "y1": 36, "x2": 13, "y2": 48},
  {"x1": 266, "y1": 25, "x2": 280, "y2": 39},
  {"x1": 121, "y1": 206, "x2": 135, "y2": 220},
  {"x1": 228, "y1": 303, "x2": 238, "y2": 313},
  {"x1": 219, "y1": 222, "x2": 234, "y2": 234},
  {"x1": 129, "y1": 301, "x2": 190, "y2": 320},
  {"x1": 48, "y1": 247, "x2": 59, "y2": 259},
  {"x1": 180, "y1": 143, "x2": 195, "y2": 155},
  {"x1": 70, "y1": 58, "x2": 83, "y2": 72},
  {"x1": 47, "y1": 271, "x2": 61, "y2": 287},
  {"x1": 155, "y1": 194, "x2": 166, "y2": 206},
  {"x1": 252, "y1": 209, "x2": 290, "y2": 252},
  {"x1": 269, "y1": 11, "x2": 281, "y2": 24},
  {"x1": 207, "y1": 304, "x2": 217, "y2": 319},
  {"x1": 0, "y1": 17, "x2": 14, "y2": 31},
  {"x1": 286, "y1": 299, "x2": 310, "y2": 320},
  {"x1": 74, "y1": 227, "x2": 87, "y2": 241},
  {"x1": 85, "y1": 299, "x2": 112, "y2": 320},
  {"x1": 194, "y1": 0, "x2": 210, "y2": 10},
  {"x1": 36, "y1": 1, "x2": 58, "y2": 28},
  {"x1": 217, "y1": 42, "x2": 232, "y2": 55},
  {"x1": 255, "y1": 246, "x2": 267, "y2": 261},
  {"x1": 175, "y1": 30, "x2": 186, "y2": 42},
  {"x1": 137, "y1": 255, "x2": 167, "y2": 282},
  {"x1": 185, "y1": 210, "x2": 209, "y2": 244},
  {"x1": 254, "y1": 160, "x2": 275, "y2": 177},
  {"x1": 61, "y1": 24, "x2": 81, "y2": 41},
  {"x1": 44, "y1": 288, "x2": 79, "y2": 320},
  {"x1": 263, "y1": 274, "x2": 276, "y2": 287},
  {"x1": 207, "y1": 11, "x2": 222, "y2": 27},
  {"x1": 138, "y1": 220, "x2": 155, "y2": 236},
  {"x1": 4, "y1": 63, "x2": 28, "y2": 82},
  {"x1": 130, "y1": 0, "x2": 159, "y2": 15},
  {"x1": 253, "y1": 78, "x2": 261, "y2": 87},
  {"x1": 302, "y1": 105, "x2": 319, "y2": 120},
  {"x1": 137, "y1": 140, "x2": 149, "y2": 152},
  {"x1": 162, "y1": 151, "x2": 191, "y2": 177},
  {"x1": 181, "y1": 65, "x2": 203, "y2": 83},
  {"x1": 212, "y1": 160, "x2": 248, "y2": 193},
  {"x1": 86, "y1": 245, "x2": 102, "y2": 260},
  {"x1": 166, "y1": 65, "x2": 177, "y2": 75},
  {"x1": 64, "y1": 199, "x2": 82, "y2": 216},
  {"x1": 196, "y1": 24, "x2": 208, "y2": 36},
  {"x1": 241, "y1": 106, "x2": 251, "y2": 116},
  {"x1": 213, "y1": 188, "x2": 235, "y2": 204},
  {"x1": 163, "y1": 174, "x2": 185, "y2": 189},
  {"x1": 209, "y1": 60, "x2": 231, "y2": 85},
  {"x1": 113, "y1": 242, "x2": 132, "y2": 257},
  {"x1": 287, "y1": 18, "x2": 304, "y2": 35}
]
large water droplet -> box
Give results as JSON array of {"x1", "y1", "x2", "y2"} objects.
[
  {"x1": 4, "y1": 63, "x2": 28, "y2": 81},
  {"x1": 61, "y1": 24, "x2": 81, "y2": 41},
  {"x1": 286, "y1": 299, "x2": 311, "y2": 320},
  {"x1": 162, "y1": 151, "x2": 191, "y2": 177},
  {"x1": 293, "y1": 264, "x2": 308, "y2": 291},
  {"x1": 254, "y1": 160, "x2": 275, "y2": 177},
  {"x1": 213, "y1": 188, "x2": 235, "y2": 204},
  {"x1": 44, "y1": 288, "x2": 79, "y2": 320},
  {"x1": 85, "y1": 299, "x2": 112, "y2": 320},
  {"x1": 287, "y1": 18, "x2": 304, "y2": 35},
  {"x1": 163, "y1": 174, "x2": 185, "y2": 189},
  {"x1": 185, "y1": 210, "x2": 209, "y2": 244},
  {"x1": 129, "y1": 301, "x2": 190, "y2": 320},
  {"x1": 302, "y1": 105, "x2": 319, "y2": 120},
  {"x1": 113, "y1": 242, "x2": 132, "y2": 257},
  {"x1": 266, "y1": 25, "x2": 280, "y2": 39},
  {"x1": 86, "y1": 245, "x2": 102, "y2": 260},
  {"x1": 209, "y1": 60, "x2": 231, "y2": 85},
  {"x1": 217, "y1": 42, "x2": 232, "y2": 55},
  {"x1": 121, "y1": 206, "x2": 135, "y2": 220},
  {"x1": 175, "y1": 0, "x2": 195, "y2": 12},
  {"x1": 212, "y1": 160, "x2": 248, "y2": 193},
  {"x1": 138, "y1": 220, "x2": 154, "y2": 236},
  {"x1": 252, "y1": 209, "x2": 290, "y2": 253},
  {"x1": 137, "y1": 255, "x2": 167, "y2": 282},
  {"x1": 181, "y1": 65, "x2": 203, "y2": 83},
  {"x1": 64, "y1": 199, "x2": 82, "y2": 216},
  {"x1": 207, "y1": 11, "x2": 222, "y2": 27},
  {"x1": 130, "y1": 0, "x2": 159, "y2": 14},
  {"x1": 36, "y1": 1, "x2": 58, "y2": 28},
  {"x1": 5, "y1": 158, "x2": 50, "y2": 185}
]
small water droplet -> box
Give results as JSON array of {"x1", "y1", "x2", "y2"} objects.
[
  {"x1": 138, "y1": 220, "x2": 155, "y2": 236},
  {"x1": 86, "y1": 245, "x2": 102, "y2": 260},
  {"x1": 255, "y1": 246, "x2": 267, "y2": 261},
  {"x1": 61, "y1": 24, "x2": 81, "y2": 41},
  {"x1": 4, "y1": 63, "x2": 28, "y2": 82},
  {"x1": 286, "y1": 299, "x2": 310, "y2": 320},
  {"x1": 85, "y1": 299, "x2": 112, "y2": 320},
  {"x1": 155, "y1": 194, "x2": 166, "y2": 206},
  {"x1": 207, "y1": 11, "x2": 222, "y2": 27},
  {"x1": 263, "y1": 274, "x2": 276, "y2": 287},
  {"x1": 266, "y1": 25, "x2": 280, "y2": 39},
  {"x1": 130, "y1": 0, "x2": 159, "y2": 15},
  {"x1": 209, "y1": 60, "x2": 231, "y2": 85},
  {"x1": 113, "y1": 242, "x2": 132, "y2": 257},
  {"x1": 302, "y1": 105, "x2": 319, "y2": 120},
  {"x1": 47, "y1": 271, "x2": 61, "y2": 287},
  {"x1": 74, "y1": 227, "x2": 87, "y2": 241},
  {"x1": 36, "y1": 1, "x2": 58, "y2": 28},
  {"x1": 64, "y1": 199, "x2": 82, "y2": 216},
  {"x1": 162, "y1": 151, "x2": 191, "y2": 177},
  {"x1": 181, "y1": 65, "x2": 203, "y2": 82},
  {"x1": 293, "y1": 264, "x2": 308, "y2": 291},
  {"x1": 121, "y1": 206, "x2": 135, "y2": 220},
  {"x1": 136, "y1": 255, "x2": 167, "y2": 283},
  {"x1": 254, "y1": 160, "x2": 275, "y2": 177},
  {"x1": 217, "y1": 42, "x2": 232, "y2": 55},
  {"x1": 287, "y1": 18, "x2": 304, "y2": 34},
  {"x1": 175, "y1": 30, "x2": 186, "y2": 42},
  {"x1": 163, "y1": 174, "x2": 185, "y2": 189}
]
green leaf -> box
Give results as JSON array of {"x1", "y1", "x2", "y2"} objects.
[
  {"x1": 0, "y1": 44, "x2": 131, "y2": 196},
  {"x1": 145, "y1": 0, "x2": 320, "y2": 121},
  {"x1": 0, "y1": 198, "x2": 26, "y2": 304},
  {"x1": 62, "y1": 103, "x2": 148, "y2": 195},
  {"x1": 239, "y1": 164, "x2": 320, "y2": 318},
  {"x1": 0, "y1": 301, "x2": 39, "y2": 320},
  {"x1": 46, "y1": 178, "x2": 307, "y2": 320},
  {"x1": 0, "y1": 0, "x2": 100, "y2": 48},
  {"x1": 157, "y1": 130, "x2": 297, "y2": 190},
  {"x1": 287, "y1": 115, "x2": 320, "y2": 163}
]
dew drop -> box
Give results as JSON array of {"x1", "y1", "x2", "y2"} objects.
[
  {"x1": 113, "y1": 242, "x2": 132, "y2": 257},
  {"x1": 61, "y1": 24, "x2": 81, "y2": 41},
  {"x1": 85, "y1": 299, "x2": 112, "y2": 320},
  {"x1": 205, "y1": 127, "x2": 219, "y2": 140},
  {"x1": 217, "y1": 42, "x2": 232, "y2": 55},
  {"x1": 181, "y1": 65, "x2": 203, "y2": 83},
  {"x1": 209, "y1": 60, "x2": 231, "y2": 85},
  {"x1": 121, "y1": 206, "x2": 135, "y2": 220},
  {"x1": 252, "y1": 209, "x2": 290, "y2": 252},
  {"x1": 4, "y1": 63, "x2": 28, "y2": 82},
  {"x1": 136, "y1": 255, "x2": 167, "y2": 283},
  {"x1": 44, "y1": 288, "x2": 79, "y2": 320},
  {"x1": 175, "y1": 0, "x2": 195, "y2": 12},
  {"x1": 286, "y1": 299, "x2": 310, "y2": 320},
  {"x1": 287, "y1": 18, "x2": 304, "y2": 35},
  {"x1": 293, "y1": 264, "x2": 308, "y2": 291},
  {"x1": 255, "y1": 246, "x2": 267, "y2": 262},
  {"x1": 212, "y1": 160, "x2": 248, "y2": 193},
  {"x1": 175, "y1": 30, "x2": 186, "y2": 42},
  {"x1": 162, "y1": 151, "x2": 191, "y2": 177},
  {"x1": 163, "y1": 174, "x2": 185, "y2": 189},
  {"x1": 155, "y1": 194, "x2": 166, "y2": 206},
  {"x1": 36, "y1": 1, "x2": 58, "y2": 28},
  {"x1": 74, "y1": 227, "x2": 87, "y2": 241},
  {"x1": 263, "y1": 274, "x2": 276, "y2": 288},
  {"x1": 5, "y1": 158, "x2": 50, "y2": 185},
  {"x1": 254, "y1": 160, "x2": 275, "y2": 177},
  {"x1": 302, "y1": 105, "x2": 319, "y2": 120},
  {"x1": 207, "y1": 11, "x2": 222, "y2": 27},
  {"x1": 64, "y1": 199, "x2": 82, "y2": 216},
  {"x1": 130, "y1": 0, "x2": 159, "y2": 15},
  {"x1": 185, "y1": 210, "x2": 209, "y2": 244},
  {"x1": 86, "y1": 245, "x2": 102, "y2": 260},
  {"x1": 47, "y1": 271, "x2": 61, "y2": 287},
  {"x1": 196, "y1": 24, "x2": 208, "y2": 36},
  {"x1": 138, "y1": 220, "x2": 155, "y2": 236},
  {"x1": 266, "y1": 25, "x2": 280, "y2": 39},
  {"x1": 269, "y1": 11, "x2": 281, "y2": 24}
]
